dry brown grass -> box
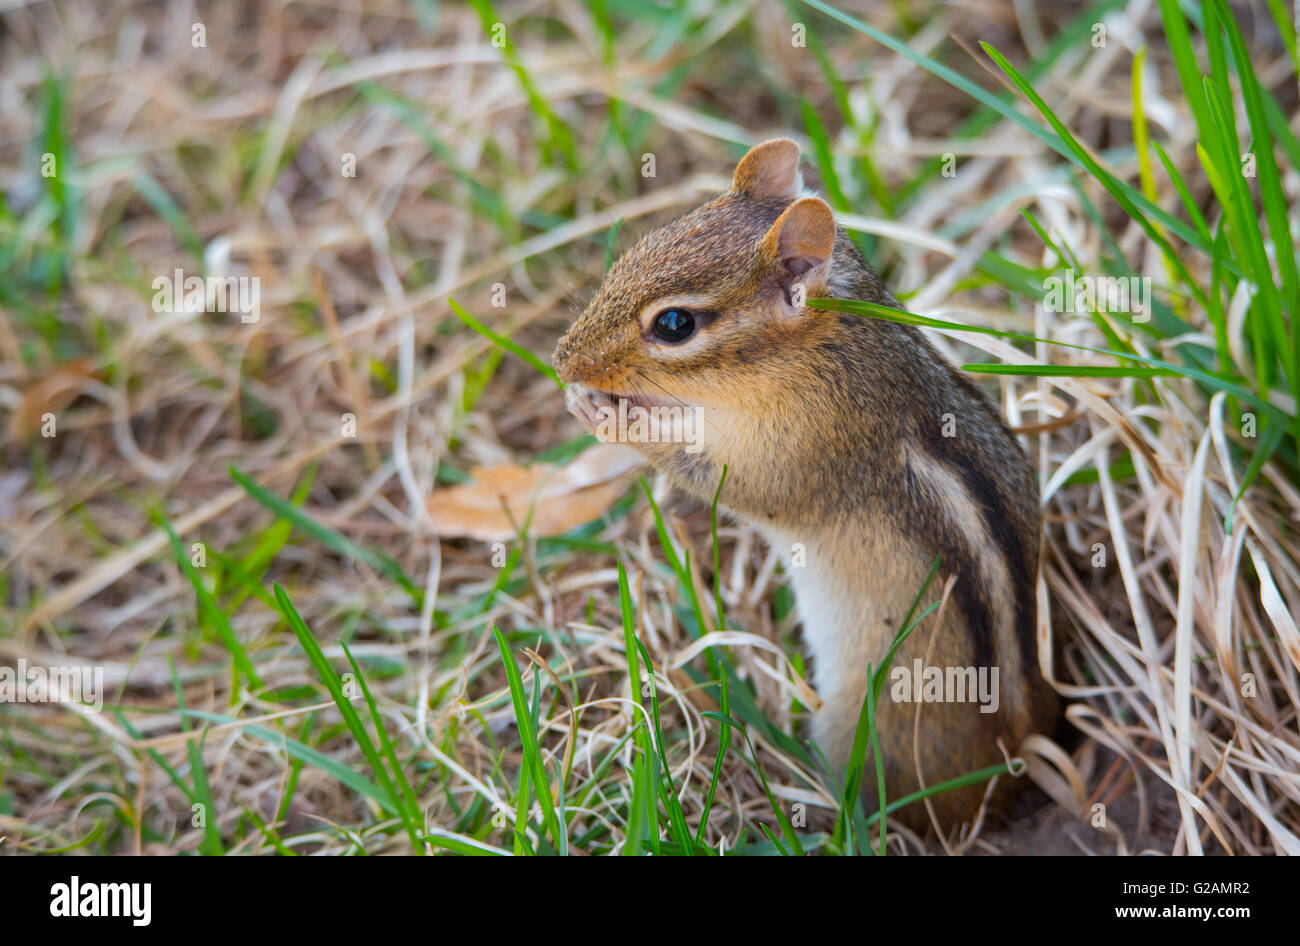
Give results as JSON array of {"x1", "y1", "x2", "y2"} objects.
[{"x1": 0, "y1": 0, "x2": 1297, "y2": 855}]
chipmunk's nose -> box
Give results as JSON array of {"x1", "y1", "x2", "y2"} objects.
[
  {"x1": 552, "y1": 334, "x2": 579, "y2": 383},
  {"x1": 553, "y1": 331, "x2": 607, "y2": 386}
]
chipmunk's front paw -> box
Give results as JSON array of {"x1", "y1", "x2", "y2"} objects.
[{"x1": 563, "y1": 382, "x2": 612, "y2": 434}]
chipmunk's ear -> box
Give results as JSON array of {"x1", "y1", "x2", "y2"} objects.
[
  {"x1": 732, "y1": 138, "x2": 803, "y2": 200},
  {"x1": 760, "y1": 196, "x2": 836, "y2": 307}
]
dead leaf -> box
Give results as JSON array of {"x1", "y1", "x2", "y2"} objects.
[
  {"x1": 428, "y1": 443, "x2": 642, "y2": 540},
  {"x1": 10, "y1": 358, "x2": 97, "y2": 440}
]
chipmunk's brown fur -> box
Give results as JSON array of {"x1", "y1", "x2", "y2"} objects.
[{"x1": 554, "y1": 139, "x2": 1057, "y2": 832}]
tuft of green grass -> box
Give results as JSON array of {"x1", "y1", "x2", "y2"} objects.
[
  {"x1": 799, "y1": 0, "x2": 1298, "y2": 533},
  {"x1": 276, "y1": 583, "x2": 426, "y2": 852},
  {"x1": 492, "y1": 625, "x2": 567, "y2": 854},
  {"x1": 159, "y1": 512, "x2": 262, "y2": 690}
]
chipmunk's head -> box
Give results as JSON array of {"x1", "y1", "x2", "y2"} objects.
[{"x1": 553, "y1": 138, "x2": 848, "y2": 502}]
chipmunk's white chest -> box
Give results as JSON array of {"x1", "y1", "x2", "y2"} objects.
[{"x1": 762, "y1": 525, "x2": 892, "y2": 699}]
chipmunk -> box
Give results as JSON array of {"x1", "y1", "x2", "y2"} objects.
[{"x1": 553, "y1": 139, "x2": 1057, "y2": 831}]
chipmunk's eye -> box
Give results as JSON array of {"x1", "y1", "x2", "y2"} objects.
[{"x1": 651, "y1": 308, "x2": 697, "y2": 343}]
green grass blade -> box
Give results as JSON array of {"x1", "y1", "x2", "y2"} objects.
[
  {"x1": 341, "y1": 641, "x2": 425, "y2": 853},
  {"x1": 962, "y1": 364, "x2": 1177, "y2": 378},
  {"x1": 709, "y1": 464, "x2": 729, "y2": 629},
  {"x1": 274, "y1": 583, "x2": 416, "y2": 843},
  {"x1": 467, "y1": 0, "x2": 578, "y2": 168},
  {"x1": 639, "y1": 477, "x2": 711, "y2": 638},
  {"x1": 492, "y1": 626, "x2": 566, "y2": 854},
  {"x1": 231, "y1": 465, "x2": 422, "y2": 605},
  {"x1": 169, "y1": 659, "x2": 224, "y2": 855},
  {"x1": 1151, "y1": 139, "x2": 1212, "y2": 245},
  {"x1": 158, "y1": 513, "x2": 261, "y2": 689},
  {"x1": 422, "y1": 831, "x2": 511, "y2": 855},
  {"x1": 978, "y1": 42, "x2": 1208, "y2": 302},
  {"x1": 695, "y1": 667, "x2": 730, "y2": 848},
  {"x1": 632, "y1": 636, "x2": 698, "y2": 854},
  {"x1": 158, "y1": 707, "x2": 398, "y2": 816},
  {"x1": 862, "y1": 763, "x2": 1015, "y2": 828},
  {"x1": 701, "y1": 712, "x2": 803, "y2": 855},
  {"x1": 808, "y1": 296, "x2": 1287, "y2": 420},
  {"x1": 616, "y1": 560, "x2": 659, "y2": 854},
  {"x1": 796, "y1": 0, "x2": 1209, "y2": 256},
  {"x1": 837, "y1": 555, "x2": 940, "y2": 852},
  {"x1": 449, "y1": 297, "x2": 562, "y2": 386}
]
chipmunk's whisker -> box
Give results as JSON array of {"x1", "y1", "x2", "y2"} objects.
[{"x1": 630, "y1": 369, "x2": 689, "y2": 410}]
